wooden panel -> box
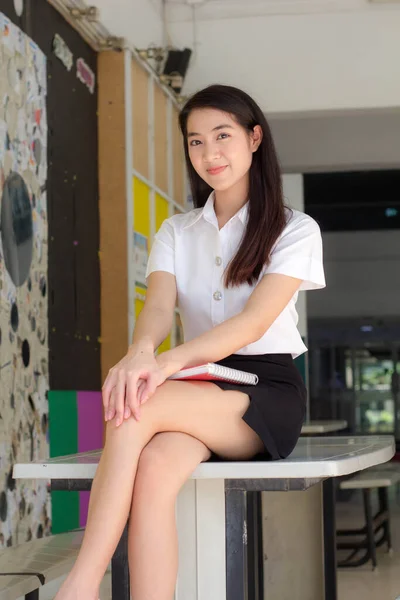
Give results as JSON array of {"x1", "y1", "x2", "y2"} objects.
[
  {"x1": 172, "y1": 106, "x2": 185, "y2": 206},
  {"x1": 154, "y1": 85, "x2": 168, "y2": 194},
  {"x1": 131, "y1": 60, "x2": 149, "y2": 178},
  {"x1": 98, "y1": 52, "x2": 128, "y2": 380}
]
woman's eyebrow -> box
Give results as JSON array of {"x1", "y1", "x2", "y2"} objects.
[{"x1": 187, "y1": 124, "x2": 234, "y2": 138}]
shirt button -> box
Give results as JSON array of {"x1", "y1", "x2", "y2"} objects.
[
  {"x1": 213, "y1": 291, "x2": 222, "y2": 301},
  {"x1": 215, "y1": 256, "x2": 222, "y2": 266}
]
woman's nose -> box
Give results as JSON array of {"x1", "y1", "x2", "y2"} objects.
[{"x1": 202, "y1": 143, "x2": 220, "y2": 162}]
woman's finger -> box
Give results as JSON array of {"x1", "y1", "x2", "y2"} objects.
[
  {"x1": 125, "y1": 379, "x2": 144, "y2": 419},
  {"x1": 114, "y1": 374, "x2": 126, "y2": 427},
  {"x1": 102, "y1": 369, "x2": 116, "y2": 419},
  {"x1": 126, "y1": 373, "x2": 140, "y2": 421},
  {"x1": 137, "y1": 380, "x2": 147, "y2": 404},
  {"x1": 140, "y1": 373, "x2": 160, "y2": 405},
  {"x1": 108, "y1": 386, "x2": 116, "y2": 422}
]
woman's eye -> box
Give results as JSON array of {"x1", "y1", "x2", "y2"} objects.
[
  {"x1": 189, "y1": 139, "x2": 201, "y2": 147},
  {"x1": 218, "y1": 133, "x2": 229, "y2": 140}
]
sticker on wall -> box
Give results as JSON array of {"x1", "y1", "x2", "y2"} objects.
[
  {"x1": 76, "y1": 58, "x2": 95, "y2": 94},
  {"x1": 52, "y1": 34, "x2": 73, "y2": 72},
  {"x1": 133, "y1": 232, "x2": 148, "y2": 292},
  {"x1": 14, "y1": 0, "x2": 24, "y2": 17}
]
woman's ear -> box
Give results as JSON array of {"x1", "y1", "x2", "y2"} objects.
[{"x1": 251, "y1": 125, "x2": 263, "y2": 152}]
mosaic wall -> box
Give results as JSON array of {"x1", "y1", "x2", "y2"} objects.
[{"x1": 0, "y1": 14, "x2": 49, "y2": 547}]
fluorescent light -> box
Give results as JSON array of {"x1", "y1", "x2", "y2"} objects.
[{"x1": 369, "y1": 0, "x2": 400, "y2": 4}]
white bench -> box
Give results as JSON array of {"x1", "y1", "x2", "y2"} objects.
[
  {"x1": 0, "y1": 530, "x2": 84, "y2": 600},
  {"x1": 337, "y1": 467, "x2": 400, "y2": 569},
  {"x1": 13, "y1": 436, "x2": 395, "y2": 600}
]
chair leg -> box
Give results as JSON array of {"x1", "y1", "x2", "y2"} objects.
[
  {"x1": 378, "y1": 487, "x2": 392, "y2": 552},
  {"x1": 363, "y1": 489, "x2": 377, "y2": 569},
  {"x1": 247, "y1": 491, "x2": 264, "y2": 600}
]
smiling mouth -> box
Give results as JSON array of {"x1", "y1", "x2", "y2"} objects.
[{"x1": 207, "y1": 166, "x2": 228, "y2": 175}]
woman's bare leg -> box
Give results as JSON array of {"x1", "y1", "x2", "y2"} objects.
[
  {"x1": 55, "y1": 407, "x2": 156, "y2": 600},
  {"x1": 55, "y1": 381, "x2": 263, "y2": 599},
  {"x1": 129, "y1": 432, "x2": 211, "y2": 599}
]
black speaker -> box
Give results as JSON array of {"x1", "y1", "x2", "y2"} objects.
[{"x1": 162, "y1": 48, "x2": 192, "y2": 93}]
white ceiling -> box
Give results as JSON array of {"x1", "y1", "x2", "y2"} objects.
[
  {"x1": 165, "y1": 0, "x2": 400, "y2": 21},
  {"x1": 164, "y1": 0, "x2": 400, "y2": 172},
  {"x1": 269, "y1": 107, "x2": 400, "y2": 173}
]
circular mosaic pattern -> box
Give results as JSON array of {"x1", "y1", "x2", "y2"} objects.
[{"x1": 1, "y1": 172, "x2": 33, "y2": 286}]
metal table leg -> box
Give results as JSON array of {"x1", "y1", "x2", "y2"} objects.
[
  {"x1": 111, "y1": 522, "x2": 130, "y2": 600},
  {"x1": 225, "y1": 488, "x2": 248, "y2": 600},
  {"x1": 247, "y1": 491, "x2": 263, "y2": 600},
  {"x1": 323, "y1": 478, "x2": 337, "y2": 600},
  {"x1": 363, "y1": 489, "x2": 377, "y2": 569}
]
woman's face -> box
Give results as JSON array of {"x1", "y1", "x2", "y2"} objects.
[{"x1": 186, "y1": 108, "x2": 262, "y2": 192}]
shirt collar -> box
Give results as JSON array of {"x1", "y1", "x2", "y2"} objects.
[{"x1": 183, "y1": 191, "x2": 249, "y2": 230}]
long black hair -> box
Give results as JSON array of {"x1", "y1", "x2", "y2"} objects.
[{"x1": 179, "y1": 84, "x2": 288, "y2": 287}]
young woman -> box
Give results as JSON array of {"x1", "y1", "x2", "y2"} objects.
[{"x1": 56, "y1": 84, "x2": 325, "y2": 600}]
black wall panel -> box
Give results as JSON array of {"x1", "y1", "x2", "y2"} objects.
[{"x1": 1, "y1": 0, "x2": 101, "y2": 390}]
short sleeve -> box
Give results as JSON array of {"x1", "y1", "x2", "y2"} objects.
[
  {"x1": 145, "y1": 219, "x2": 175, "y2": 280},
  {"x1": 265, "y1": 214, "x2": 326, "y2": 291}
]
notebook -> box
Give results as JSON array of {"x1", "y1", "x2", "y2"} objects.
[{"x1": 168, "y1": 363, "x2": 259, "y2": 385}]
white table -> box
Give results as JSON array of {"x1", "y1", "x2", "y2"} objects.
[
  {"x1": 301, "y1": 420, "x2": 348, "y2": 435},
  {"x1": 13, "y1": 436, "x2": 394, "y2": 600}
]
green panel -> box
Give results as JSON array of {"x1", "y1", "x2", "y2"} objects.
[
  {"x1": 48, "y1": 390, "x2": 78, "y2": 457},
  {"x1": 48, "y1": 391, "x2": 79, "y2": 533},
  {"x1": 51, "y1": 491, "x2": 80, "y2": 534}
]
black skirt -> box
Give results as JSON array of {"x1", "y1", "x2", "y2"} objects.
[{"x1": 210, "y1": 353, "x2": 307, "y2": 461}]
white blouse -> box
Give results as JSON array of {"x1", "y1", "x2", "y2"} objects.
[{"x1": 145, "y1": 192, "x2": 325, "y2": 358}]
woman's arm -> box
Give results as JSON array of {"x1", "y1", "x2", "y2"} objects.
[
  {"x1": 103, "y1": 271, "x2": 177, "y2": 423},
  {"x1": 127, "y1": 271, "x2": 177, "y2": 355},
  {"x1": 156, "y1": 273, "x2": 303, "y2": 378}
]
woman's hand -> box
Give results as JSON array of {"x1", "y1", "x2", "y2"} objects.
[{"x1": 102, "y1": 347, "x2": 167, "y2": 426}]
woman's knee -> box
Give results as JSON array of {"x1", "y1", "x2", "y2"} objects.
[
  {"x1": 135, "y1": 436, "x2": 181, "y2": 497},
  {"x1": 134, "y1": 433, "x2": 210, "y2": 498}
]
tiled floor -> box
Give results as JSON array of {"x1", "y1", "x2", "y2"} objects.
[{"x1": 17, "y1": 488, "x2": 400, "y2": 600}]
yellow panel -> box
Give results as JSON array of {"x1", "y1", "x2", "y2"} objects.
[
  {"x1": 133, "y1": 177, "x2": 150, "y2": 237},
  {"x1": 155, "y1": 194, "x2": 169, "y2": 232},
  {"x1": 135, "y1": 285, "x2": 146, "y2": 297},
  {"x1": 135, "y1": 299, "x2": 144, "y2": 319},
  {"x1": 158, "y1": 334, "x2": 171, "y2": 354}
]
